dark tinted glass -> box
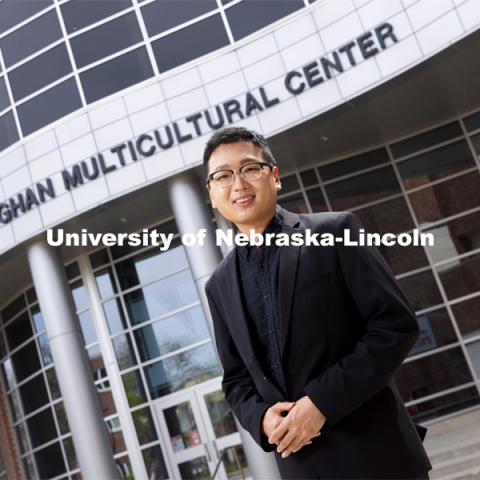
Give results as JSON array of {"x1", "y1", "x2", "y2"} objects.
[
  {"x1": 225, "y1": 0, "x2": 303, "y2": 40},
  {"x1": 0, "y1": 0, "x2": 52, "y2": 35},
  {"x1": 142, "y1": 445, "x2": 168, "y2": 480},
  {"x1": 17, "y1": 78, "x2": 82, "y2": 136},
  {"x1": 142, "y1": 0, "x2": 217, "y2": 36},
  {"x1": 299, "y1": 169, "x2": 318, "y2": 187},
  {"x1": 70, "y1": 12, "x2": 142, "y2": 68},
  {"x1": 19, "y1": 373, "x2": 49, "y2": 414},
  {"x1": 61, "y1": 0, "x2": 132, "y2": 33},
  {"x1": 65, "y1": 261, "x2": 80, "y2": 280},
  {"x1": 81, "y1": 47, "x2": 153, "y2": 103},
  {"x1": 452, "y1": 296, "x2": 480, "y2": 339},
  {"x1": 90, "y1": 249, "x2": 109, "y2": 269},
  {"x1": 279, "y1": 174, "x2": 300, "y2": 193},
  {"x1": 278, "y1": 192, "x2": 308, "y2": 214},
  {"x1": 438, "y1": 252, "x2": 480, "y2": 301},
  {"x1": 463, "y1": 110, "x2": 480, "y2": 132},
  {"x1": 152, "y1": 14, "x2": 229, "y2": 72},
  {"x1": 11, "y1": 340, "x2": 41, "y2": 382},
  {"x1": 390, "y1": 121, "x2": 463, "y2": 158},
  {"x1": 0, "y1": 76, "x2": 9, "y2": 111},
  {"x1": 398, "y1": 141, "x2": 475, "y2": 189},
  {"x1": 0, "y1": 111, "x2": 19, "y2": 151},
  {"x1": 319, "y1": 148, "x2": 389, "y2": 181},
  {"x1": 34, "y1": 442, "x2": 66, "y2": 479},
  {"x1": 325, "y1": 166, "x2": 401, "y2": 210},
  {"x1": 9, "y1": 43, "x2": 72, "y2": 101},
  {"x1": 0, "y1": 10, "x2": 62, "y2": 67},
  {"x1": 27, "y1": 407, "x2": 57, "y2": 447},
  {"x1": 306, "y1": 187, "x2": 327, "y2": 212},
  {"x1": 1, "y1": 294, "x2": 26, "y2": 324},
  {"x1": 397, "y1": 269, "x2": 443, "y2": 311},
  {"x1": 132, "y1": 407, "x2": 158, "y2": 444},
  {"x1": 5, "y1": 311, "x2": 33, "y2": 350}
]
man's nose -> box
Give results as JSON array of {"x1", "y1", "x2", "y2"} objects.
[{"x1": 232, "y1": 171, "x2": 248, "y2": 190}]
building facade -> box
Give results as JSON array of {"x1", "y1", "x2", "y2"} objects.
[{"x1": 1, "y1": 0, "x2": 480, "y2": 478}]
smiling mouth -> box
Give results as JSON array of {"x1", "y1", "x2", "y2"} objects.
[{"x1": 234, "y1": 195, "x2": 255, "y2": 206}]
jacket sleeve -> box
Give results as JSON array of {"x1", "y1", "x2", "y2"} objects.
[
  {"x1": 205, "y1": 280, "x2": 275, "y2": 452},
  {"x1": 304, "y1": 212, "x2": 420, "y2": 426}
]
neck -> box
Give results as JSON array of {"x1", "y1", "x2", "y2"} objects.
[{"x1": 235, "y1": 209, "x2": 276, "y2": 235}]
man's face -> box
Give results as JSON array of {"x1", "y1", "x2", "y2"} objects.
[{"x1": 206, "y1": 141, "x2": 281, "y2": 232}]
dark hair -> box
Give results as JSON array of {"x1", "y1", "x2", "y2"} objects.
[{"x1": 203, "y1": 127, "x2": 276, "y2": 183}]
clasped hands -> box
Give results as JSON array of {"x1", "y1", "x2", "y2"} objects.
[{"x1": 262, "y1": 395, "x2": 326, "y2": 459}]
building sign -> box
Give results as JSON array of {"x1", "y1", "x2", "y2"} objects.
[{"x1": 0, "y1": 23, "x2": 398, "y2": 225}]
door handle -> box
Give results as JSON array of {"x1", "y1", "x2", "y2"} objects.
[{"x1": 203, "y1": 442, "x2": 212, "y2": 462}]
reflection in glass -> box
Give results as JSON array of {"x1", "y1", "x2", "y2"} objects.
[
  {"x1": 164, "y1": 402, "x2": 201, "y2": 451},
  {"x1": 134, "y1": 305, "x2": 210, "y2": 362},
  {"x1": 87, "y1": 344, "x2": 106, "y2": 379},
  {"x1": 95, "y1": 267, "x2": 118, "y2": 299},
  {"x1": 178, "y1": 456, "x2": 210, "y2": 480},
  {"x1": 90, "y1": 248, "x2": 109, "y2": 269},
  {"x1": 397, "y1": 270, "x2": 443, "y2": 311},
  {"x1": 1, "y1": 294, "x2": 26, "y2": 324},
  {"x1": 124, "y1": 270, "x2": 198, "y2": 325},
  {"x1": 278, "y1": 193, "x2": 308, "y2": 214},
  {"x1": 145, "y1": 343, "x2": 221, "y2": 399},
  {"x1": 98, "y1": 389, "x2": 117, "y2": 418},
  {"x1": 407, "y1": 386, "x2": 479, "y2": 423},
  {"x1": 79, "y1": 310, "x2": 97, "y2": 345},
  {"x1": 395, "y1": 347, "x2": 472, "y2": 402},
  {"x1": 5, "y1": 311, "x2": 33, "y2": 350},
  {"x1": 46, "y1": 367, "x2": 61, "y2": 399},
  {"x1": 15, "y1": 422, "x2": 29, "y2": 454},
  {"x1": 1, "y1": 358, "x2": 15, "y2": 390},
  {"x1": 204, "y1": 390, "x2": 236, "y2": 438},
  {"x1": 55, "y1": 402, "x2": 70, "y2": 435},
  {"x1": 437, "y1": 252, "x2": 480, "y2": 300},
  {"x1": 122, "y1": 370, "x2": 147, "y2": 407},
  {"x1": 104, "y1": 298, "x2": 128, "y2": 334},
  {"x1": 34, "y1": 441, "x2": 66, "y2": 479},
  {"x1": 141, "y1": 444, "x2": 169, "y2": 480},
  {"x1": 27, "y1": 407, "x2": 57, "y2": 448},
  {"x1": 113, "y1": 333, "x2": 137, "y2": 370},
  {"x1": 222, "y1": 445, "x2": 251, "y2": 480},
  {"x1": 132, "y1": 407, "x2": 158, "y2": 445},
  {"x1": 19, "y1": 373, "x2": 49, "y2": 415},
  {"x1": 466, "y1": 340, "x2": 480, "y2": 378},
  {"x1": 11, "y1": 340, "x2": 41, "y2": 382},
  {"x1": 116, "y1": 455, "x2": 134, "y2": 480},
  {"x1": 300, "y1": 169, "x2": 318, "y2": 188},
  {"x1": 451, "y1": 295, "x2": 480, "y2": 339},
  {"x1": 31, "y1": 306, "x2": 44, "y2": 333},
  {"x1": 306, "y1": 187, "x2": 327, "y2": 212},
  {"x1": 63, "y1": 436, "x2": 77, "y2": 470},
  {"x1": 71, "y1": 281, "x2": 89, "y2": 311}
]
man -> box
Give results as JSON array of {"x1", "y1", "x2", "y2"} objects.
[{"x1": 203, "y1": 127, "x2": 432, "y2": 479}]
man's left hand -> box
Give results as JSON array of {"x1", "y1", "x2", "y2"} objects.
[{"x1": 268, "y1": 395, "x2": 326, "y2": 458}]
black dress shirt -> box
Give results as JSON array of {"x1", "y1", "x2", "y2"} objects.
[{"x1": 236, "y1": 206, "x2": 288, "y2": 396}]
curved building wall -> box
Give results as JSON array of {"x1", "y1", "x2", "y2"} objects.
[{"x1": 0, "y1": 0, "x2": 479, "y2": 255}]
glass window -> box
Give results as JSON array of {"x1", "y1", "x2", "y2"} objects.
[
  {"x1": 1, "y1": 359, "x2": 15, "y2": 391},
  {"x1": 124, "y1": 270, "x2": 198, "y2": 325},
  {"x1": 17, "y1": 77, "x2": 82, "y2": 136},
  {"x1": 407, "y1": 386, "x2": 479, "y2": 423},
  {"x1": 90, "y1": 249, "x2": 109, "y2": 269},
  {"x1": 464, "y1": 111, "x2": 480, "y2": 132},
  {"x1": 0, "y1": 10, "x2": 62, "y2": 67},
  {"x1": 134, "y1": 305, "x2": 210, "y2": 361},
  {"x1": 141, "y1": 0, "x2": 217, "y2": 36},
  {"x1": 112, "y1": 333, "x2": 137, "y2": 370},
  {"x1": 145, "y1": 343, "x2": 221, "y2": 399},
  {"x1": 46, "y1": 367, "x2": 61, "y2": 399},
  {"x1": 63, "y1": 436, "x2": 77, "y2": 470},
  {"x1": 70, "y1": 12, "x2": 142, "y2": 68},
  {"x1": 71, "y1": 280, "x2": 89, "y2": 311},
  {"x1": 15, "y1": 422, "x2": 29, "y2": 454},
  {"x1": 299, "y1": 169, "x2": 318, "y2": 187},
  {"x1": 122, "y1": 369, "x2": 147, "y2": 407},
  {"x1": 398, "y1": 141, "x2": 475, "y2": 190},
  {"x1": 79, "y1": 310, "x2": 97, "y2": 345},
  {"x1": 27, "y1": 407, "x2": 57, "y2": 447},
  {"x1": 65, "y1": 261, "x2": 80, "y2": 280},
  {"x1": 141, "y1": 444, "x2": 168, "y2": 480},
  {"x1": 277, "y1": 192, "x2": 308, "y2": 214},
  {"x1": 103, "y1": 298, "x2": 128, "y2": 334},
  {"x1": 471, "y1": 133, "x2": 480, "y2": 160},
  {"x1": 31, "y1": 306, "x2": 45, "y2": 334},
  {"x1": 88, "y1": 344, "x2": 106, "y2": 379},
  {"x1": 225, "y1": 0, "x2": 303, "y2": 41},
  {"x1": 0, "y1": 111, "x2": 19, "y2": 152},
  {"x1": 11, "y1": 340, "x2": 41, "y2": 382},
  {"x1": 26, "y1": 287, "x2": 37, "y2": 304},
  {"x1": 115, "y1": 245, "x2": 188, "y2": 291},
  {"x1": 0, "y1": 76, "x2": 9, "y2": 111},
  {"x1": 325, "y1": 166, "x2": 401, "y2": 210},
  {"x1": 60, "y1": 0, "x2": 132, "y2": 33},
  {"x1": 5, "y1": 311, "x2": 33, "y2": 350},
  {"x1": 34, "y1": 441, "x2": 66, "y2": 479},
  {"x1": 466, "y1": 340, "x2": 480, "y2": 378},
  {"x1": 1, "y1": 294, "x2": 26, "y2": 324},
  {"x1": 55, "y1": 402, "x2": 70, "y2": 435},
  {"x1": 452, "y1": 295, "x2": 480, "y2": 340},
  {"x1": 132, "y1": 407, "x2": 158, "y2": 445},
  {"x1": 0, "y1": 0, "x2": 52, "y2": 35},
  {"x1": 319, "y1": 148, "x2": 389, "y2": 181},
  {"x1": 152, "y1": 14, "x2": 229, "y2": 72},
  {"x1": 438, "y1": 251, "x2": 480, "y2": 301},
  {"x1": 390, "y1": 121, "x2": 463, "y2": 158},
  {"x1": 81, "y1": 46, "x2": 153, "y2": 103},
  {"x1": 423, "y1": 209, "x2": 480, "y2": 264},
  {"x1": 306, "y1": 187, "x2": 327, "y2": 212},
  {"x1": 19, "y1": 373, "x2": 49, "y2": 415},
  {"x1": 9, "y1": 43, "x2": 72, "y2": 101},
  {"x1": 279, "y1": 174, "x2": 300, "y2": 194},
  {"x1": 397, "y1": 270, "x2": 443, "y2": 311},
  {"x1": 395, "y1": 347, "x2": 472, "y2": 402},
  {"x1": 408, "y1": 308, "x2": 457, "y2": 357},
  {"x1": 96, "y1": 267, "x2": 118, "y2": 299},
  {"x1": 38, "y1": 334, "x2": 53, "y2": 366}
]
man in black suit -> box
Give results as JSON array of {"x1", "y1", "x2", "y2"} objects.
[{"x1": 203, "y1": 127, "x2": 432, "y2": 479}]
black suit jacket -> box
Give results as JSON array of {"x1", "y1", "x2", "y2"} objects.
[{"x1": 205, "y1": 208, "x2": 432, "y2": 479}]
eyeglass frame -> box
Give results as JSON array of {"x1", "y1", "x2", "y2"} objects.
[{"x1": 205, "y1": 161, "x2": 276, "y2": 188}]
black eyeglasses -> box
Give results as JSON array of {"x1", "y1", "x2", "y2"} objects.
[{"x1": 206, "y1": 161, "x2": 274, "y2": 188}]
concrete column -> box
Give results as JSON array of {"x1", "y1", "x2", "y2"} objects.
[
  {"x1": 167, "y1": 171, "x2": 281, "y2": 480},
  {"x1": 26, "y1": 240, "x2": 119, "y2": 480}
]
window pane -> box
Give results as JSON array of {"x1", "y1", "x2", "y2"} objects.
[
  {"x1": 397, "y1": 270, "x2": 443, "y2": 311},
  {"x1": 278, "y1": 174, "x2": 300, "y2": 194},
  {"x1": 397, "y1": 140, "x2": 474, "y2": 189},
  {"x1": 31, "y1": 306, "x2": 45, "y2": 334},
  {"x1": 5, "y1": 311, "x2": 33, "y2": 350},
  {"x1": 71, "y1": 281, "x2": 88, "y2": 311},
  {"x1": 113, "y1": 333, "x2": 137, "y2": 370},
  {"x1": 90, "y1": 248, "x2": 109, "y2": 269},
  {"x1": 124, "y1": 270, "x2": 198, "y2": 325},
  {"x1": 278, "y1": 192, "x2": 308, "y2": 214},
  {"x1": 17, "y1": 77, "x2": 82, "y2": 136},
  {"x1": 81, "y1": 47, "x2": 153, "y2": 103},
  {"x1": 142, "y1": 445, "x2": 168, "y2": 480},
  {"x1": 464, "y1": 111, "x2": 480, "y2": 132},
  {"x1": 145, "y1": 343, "x2": 221, "y2": 399},
  {"x1": 63, "y1": 436, "x2": 77, "y2": 470},
  {"x1": 96, "y1": 267, "x2": 118, "y2": 299},
  {"x1": 325, "y1": 166, "x2": 401, "y2": 210},
  {"x1": 408, "y1": 308, "x2": 457, "y2": 357},
  {"x1": 61, "y1": 0, "x2": 132, "y2": 33},
  {"x1": 19, "y1": 373, "x2": 49, "y2": 414},
  {"x1": 0, "y1": 111, "x2": 19, "y2": 151},
  {"x1": 38, "y1": 334, "x2": 53, "y2": 366},
  {"x1": 395, "y1": 347, "x2": 472, "y2": 402},
  {"x1": 122, "y1": 370, "x2": 147, "y2": 407},
  {"x1": 226, "y1": 0, "x2": 303, "y2": 41},
  {"x1": 299, "y1": 169, "x2": 318, "y2": 187},
  {"x1": 9, "y1": 43, "x2": 72, "y2": 101},
  {"x1": 34, "y1": 441, "x2": 66, "y2": 479},
  {"x1": 0, "y1": 0, "x2": 52, "y2": 34},
  {"x1": 55, "y1": 402, "x2": 70, "y2": 435},
  {"x1": 104, "y1": 298, "x2": 128, "y2": 334},
  {"x1": 390, "y1": 121, "x2": 463, "y2": 158},
  {"x1": 115, "y1": 245, "x2": 188, "y2": 291},
  {"x1": 319, "y1": 148, "x2": 389, "y2": 181},
  {"x1": 79, "y1": 310, "x2": 97, "y2": 345},
  {"x1": 27, "y1": 407, "x2": 57, "y2": 447},
  {"x1": 11, "y1": 340, "x2": 41, "y2": 382},
  {"x1": 438, "y1": 252, "x2": 480, "y2": 300},
  {"x1": 452, "y1": 295, "x2": 480, "y2": 340},
  {"x1": 71, "y1": 12, "x2": 142, "y2": 68},
  {"x1": 306, "y1": 187, "x2": 327, "y2": 212},
  {"x1": 1, "y1": 294, "x2": 25, "y2": 324},
  {"x1": 152, "y1": 14, "x2": 229, "y2": 72},
  {"x1": 0, "y1": 10, "x2": 62, "y2": 67},
  {"x1": 0, "y1": 76, "x2": 9, "y2": 111},
  {"x1": 142, "y1": 0, "x2": 217, "y2": 36},
  {"x1": 132, "y1": 407, "x2": 158, "y2": 445},
  {"x1": 46, "y1": 367, "x2": 61, "y2": 399},
  {"x1": 134, "y1": 305, "x2": 210, "y2": 361}
]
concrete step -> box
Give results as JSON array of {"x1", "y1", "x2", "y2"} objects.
[
  {"x1": 430, "y1": 453, "x2": 480, "y2": 479},
  {"x1": 429, "y1": 439, "x2": 480, "y2": 464}
]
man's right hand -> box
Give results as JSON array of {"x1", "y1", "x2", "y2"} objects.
[{"x1": 262, "y1": 402, "x2": 295, "y2": 438}]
